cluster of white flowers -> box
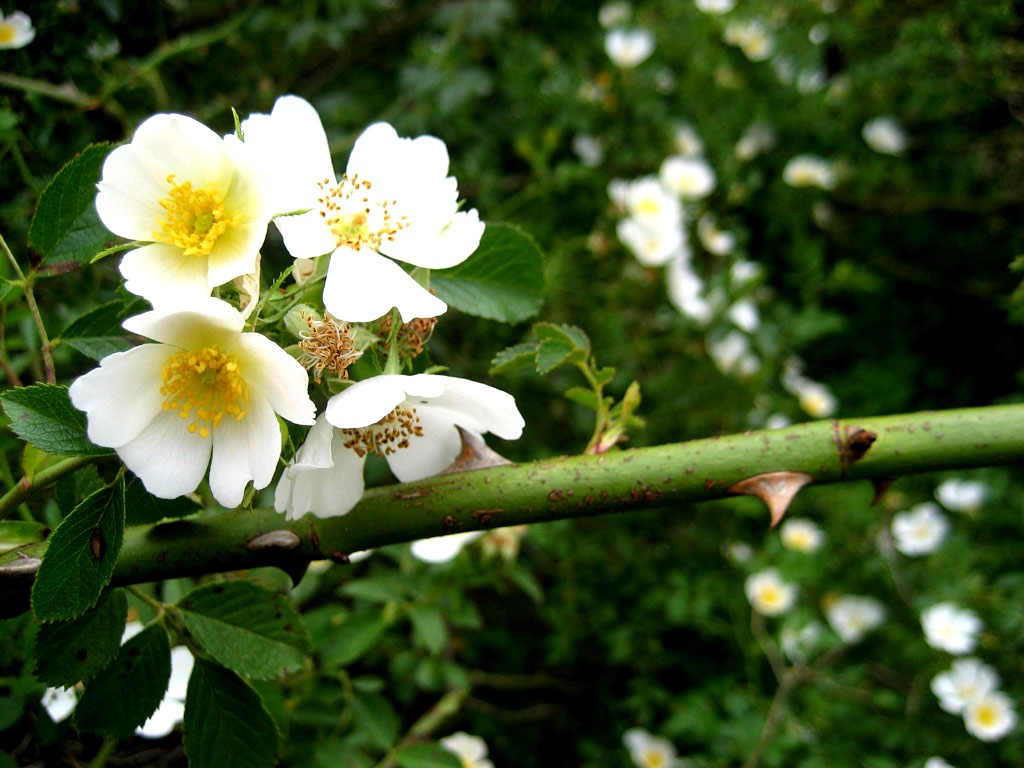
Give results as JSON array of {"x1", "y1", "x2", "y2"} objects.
[
  {"x1": 69, "y1": 95, "x2": 524, "y2": 518},
  {"x1": 931, "y1": 657, "x2": 1018, "y2": 742}
]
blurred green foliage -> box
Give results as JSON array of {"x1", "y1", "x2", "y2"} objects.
[{"x1": 1, "y1": 0, "x2": 1023, "y2": 766}]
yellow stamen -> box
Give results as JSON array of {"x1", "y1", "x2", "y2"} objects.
[
  {"x1": 160, "y1": 346, "x2": 248, "y2": 438},
  {"x1": 155, "y1": 174, "x2": 240, "y2": 256},
  {"x1": 341, "y1": 404, "x2": 423, "y2": 458},
  {"x1": 316, "y1": 174, "x2": 407, "y2": 250},
  {"x1": 0, "y1": 26, "x2": 14, "y2": 44}
]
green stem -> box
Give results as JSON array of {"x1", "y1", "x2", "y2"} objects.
[
  {"x1": 0, "y1": 455, "x2": 106, "y2": 520},
  {"x1": 88, "y1": 737, "x2": 118, "y2": 768},
  {"x1": 3, "y1": 405, "x2": 1024, "y2": 601},
  {"x1": 0, "y1": 233, "x2": 55, "y2": 383}
]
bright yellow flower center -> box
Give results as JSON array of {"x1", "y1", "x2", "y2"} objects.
[
  {"x1": 0, "y1": 25, "x2": 14, "y2": 44},
  {"x1": 160, "y1": 346, "x2": 248, "y2": 438},
  {"x1": 317, "y1": 173, "x2": 406, "y2": 250},
  {"x1": 974, "y1": 702, "x2": 998, "y2": 728},
  {"x1": 340, "y1": 404, "x2": 423, "y2": 457},
  {"x1": 643, "y1": 750, "x2": 667, "y2": 768},
  {"x1": 155, "y1": 174, "x2": 240, "y2": 256}
]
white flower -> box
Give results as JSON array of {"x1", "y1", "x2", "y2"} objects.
[
  {"x1": 930, "y1": 657, "x2": 1000, "y2": 714},
  {"x1": 708, "y1": 330, "x2": 760, "y2": 377},
  {"x1": 623, "y1": 728, "x2": 684, "y2": 768},
  {"x1": 727, "y1": 298, "x2": 759, "y2": 333},
  {"x1": 440, "y1": 731, "x2": 495, "y2": 768},
  {"x1": 573, "y1": 134, "x2": 604, "y2": 167},
  {"x1": 695, "y1": 0, "x2": 736, "y2": 15},
  {"x1": 782, "y1": 154, "x2": 837, "y2": 190},
  {"x1": 96, "y1": 114, "x2": 274, "y2": 304},
  {"x1": 598, "y1": 1, "x2": 632, "y2": 28},
  {"x1": 891, "y1": 502, "x2": 949, "y2": 556},
  {"x1": 781, "y1": 621, "x2": 824, "y2": 662},
  {"x1": 730, "y1": 260, "x2": 761, "y2": 287},
  {"x1": 724, "y1": 540, "x2": 754, "y2": 563},
  {"x1": 672, "y1": 123, "x2": 705, "y2": 157},
  {"x1": 275, "y1": 374, "x2": 524, "y2": 520},
  {"x1": 40, "y1": 686, "x2": 77, "y2": 722},
  {"x1": 723, "y1": 19, "x2": 774, "y2": 61},
  {"x1": 808, "y1": 22, "x2": 830, "y2": 45},
  {"x1": 963, "y1": 690, "x2": 1017, "y2": 742},
  {"x1": 666, "y1": 258, "x2": 712, "y2": 324},
  {"x1": 69, "y1": 298, "x2": 316, "y2": 508},
  {"x1": 411, "y1": 530, "x2": 485, "y2": 563},
  {"x1": 782, "y1": 362, "x2": 837, "y2": 418},
  {"x1": 934, "y1": 478, "x2": 987, "y2": 513},
  {"x1": 659, "y1": 155, "x2": 716, "y2": 200},
  {"x1": 735, "y1": 122, "x2": 775, "y2": 161},
  {"x1": 0, "y1": 10, "x2": 34, "y2": 49},
  {"x1": 617, "y1": 216, "x2": 686, "y2": 267},
  {"x1": 241, "y1": 96, "x2": 484, "y2": 322},
  {"x1": 604, "y1": 28, "x2": 655, "y2": 68},
  {"x1": 924, "y1": 759, "x2": 956, "y2": 768},
  {"x1": 697, "y1": 214, "x2": 735, "y2": 255},
  {"x1": 780, "y1": 518, "x2": 824, "y2": 553},
  {"x1": 745, "y1": 568, "x2": 797, "y2": 616},
  {"x1": 825, "y1": 595, "x2": 885, "y2": 643},
  {"x1": 796, "y1": 68, "x2": 827, "y2": 94},
  {"x1": 611, "y1": 176, "x2": 683, "y2": 230},
  {"x1": 862, "y1": 116, "x2": 908, "y2": 155},
  {"x1": 921, "y1": 602, "x2": 982, "y2": 655}
]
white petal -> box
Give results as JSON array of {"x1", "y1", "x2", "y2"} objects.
[
  {"x1": 323, "y1": 248, "x2": 447, "y2": 322},
  {"x1": 123, "y1": 297, "x2": 244, "y2": 348},
  {"x1": 287, "y1": 413, "x2": 335, "y2": 470},
  {"x1": 384, "y1": 405, "x2": 463, "y2": 482},
  {"x1": 324, "y1": 375, "x2": 414, "y2": 429},
  {"x1": 68, "y1": 344, "x2": 170, "y2": 448},
  {"x1": 116, "y1": 410, "x2": 213, "y2": 499},
  {"x1": 208, "y1": 395, "x2": 281, "y2": 508},
  {"x1": 232, "y1": 332, "x2": 316, "y2": 426},
  {"x1": 412, "y1": 531, "x2": 485, "y2": 563},
  {"x1": 136, "y1": 697, "x2": 185, "y2": 739},
  {"x1": 167, "y1": 647, "x2": 195, "y2": 699},
  {"x1": 382, "y1": 209, "x2": 485, "y2": 270},
  {"x1": 275, "y1": 431, "x2": 367, "y2": 519},
  {"x1": 414, "y1": 375, "x2": 524, "y2": 440},
  {"x1": 274, "y1": 211, "x2": 338, "y2": 260},
  {"x1": 119, "y1": 243, "x2": 214, "y2": 303}
]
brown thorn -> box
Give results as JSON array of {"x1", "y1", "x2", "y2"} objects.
[
  {"x1": 728, "y1": 470, "x2": 815, "y2": 528},
  {"x1": 441, "y1": 427, "x2": 514, "y2": 474},
  {"x1": 870, "y1": 478, "x2": 896, "y2": 506}
]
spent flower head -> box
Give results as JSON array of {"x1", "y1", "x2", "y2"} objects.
[{"x1": 69, "y1": 298, "x2": 316, "y2": 507}]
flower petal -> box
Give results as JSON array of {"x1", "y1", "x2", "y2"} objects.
[
  {"x1": 208, "y1": 395, "x2": 281, "y2": 508},
  {"x1": 233, "y1": 332, "x2": 316, "y2": 426},
  {"x1": 381, "y1": 209, "x2": 484, "y2": 269},
  {"x1": 384, "y1": 405, "x2": 463, "y2": 482},
  {"x1": 324, "y1": 375, "x2": 425, "y2": 429},
  {"x1": 411, "y1": 375, "x2": 525, "y2": 440},
  {"x1": 323, "y1": 248, "x2": 447, "y2": 322},
  {"x1": 123, "y1": 297, "x2": 245, "y2": 348},
  {"x1": 116, "y1": 410, "x2": 213, "y2": 499},
  {"x1": 119, "y1": 243, "x2": 214, "y2": 303},
  {"x1": 275, "y1": 429, "x2": 367, "y2": 519},
  {"x1": 68, "y1": 344, "x2": 170, "y2": 448}
]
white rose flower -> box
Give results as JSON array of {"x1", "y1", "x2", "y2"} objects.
[
  {"x1": 0, "y1": 9, "x2": 34, "y2": 49},
  {"x1": 275, "y1": 374, "x2": 524, "y2": 519},
  {"x1": 779, "y1": 518, "x2": 824, "y2": 553},
  {"x1": 825, "y1": 595, "x2": 885, "y2": 643},
  {"x1": 604, "y1": 28, "x2": 655, "y2": 68},
  {"x1": 782, "y1": 154, "x2": 837, "y2": 190},
  {"x1": 623, "y1": 727, "x2": 685, "y2": 768},
  {"x1": 744, "y1": 568, "x2": 797, "y2": 616},
  {"x1": 241, "y1": 96, "x2": 484, "y2": 322},
  {"x1": 69, "y1": 298, "x2": 316, "y2": 507},
  {"x1": 96, "y1": 113, "x2": 274, "y2": 304},
  {"x1": 921, "y1": 602, "x2": 982, "y2": 655},
  {"x1": 930, "y1": 657, "x2": 1000, "y2": 715},
  {"x1": 440, "y1": 731, "x2": 495, "y2": 768},
  {"x1": 862, "y1": 115, "x2": 908, "y2": 155},
  {"x1": 934, "y1": 478, "x2": 987, "y2": 513},
  {"x1": 659, "y1": 155, "x2": 716, "y2": 200},
  {"x1": 891, "y1": 502, "x2": 950, "y2": 555},
  {"x1": 963, "y1": 690, "x2": 1017, "y2": 742}
]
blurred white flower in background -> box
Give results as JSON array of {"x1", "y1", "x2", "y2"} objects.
[
  {"x1": 0, "y1": 10, "x2": 35, "y2": 49},
  {"x1": 931, "y1": 657, "x2": 1000, "y2": 714},
  {"x1": 963, "y1": 690, "x2": 1017, "y2": 742},
  {"x1": 923, "y1": 758, "x2": 956, "y2": 768},
  {"x1": 891, "y1": 502, "x2": 949, "y2": 555},
  {"x1": 825, "y1": 595, "x2": 886, "y2": 643},
  {"x1": 440, "y1": 731, "x2": 495, "y2": 768},
  {"x1": 659, "y1": 155, "x2": 716, "y2": 200},
  {"x1": 723, "y1": 19, "x2": 774, "y2": 61},
  {"x1": 623, "y1": 727, "x2": 686, "y2": 768},
  {"x1": 598, "y1": 1, "x2": 632, "y2": 29},
  {"x1": 735, "y1": 122, "x2": 776, "y2": 161},
  {"x1": 745, "y1": 568, "x2": 797, "y2": 616},
  {"x1": 573, "y1": 134, "x2": 605, "y2": 168},
  {"x1": 708, "y1": 330, "x2": 760, "y2": 377},
  {"x1": 605, "y1": 27, "x2": 655, "y2": 68},
  {"x1": 672, "y1": 122, "x2": 705, "y2": 157},
  {"x1": 694, "y1": 0, "x2": 736, "y2": 15},
  {"x1": 934, "y1": 478, "x2": 987, "y2": 513},
  {"x1": 862, "y1": 115, "x2": 908, "y2": 155},
  {"x1": 781, "y1": 620, "x2": 824, "y2": 662},
  {"x1": 411, "y1": 530, "x2": 486, "y2": 563},
  {"x1": 921, "y1": 602, "x2": 982, "y2": 655},
  {"x1": 697, "y1": 214, "x2": 736, "y2": 255},
  {"x1": 780, "y1": 518, "x2": 824, "y2": 553},
  {"x1": 782, "y1": 154, "x2": 837, "y2": 190}
]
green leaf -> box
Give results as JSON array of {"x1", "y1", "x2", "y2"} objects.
[
  {"x1": 0, "y1": 384, "x2": 111, "y2": 457},
  {"x1": 351, "y1": 691, "x2": 400, "y2": 750},
  {"x1": 534, "y1": 322, "x2": 590, "y2": 351},
  {"x1": 396, "y1": 743, "x2": 462, "y2": 768},
  {"x1": 183, "y1": 658, "x2": 280, "y2": 768},
  {"x1": 34, "y1": 589, "x2": 127, "y2": 687},
  {"x1": 341, "y1": 576, "x2": 408, "y2": 604},
  {"x1": 489, "y1": 341, "x2": 539, "y2": 375},
  {"x1": 31, "y1": 479, "x2": 126, "y2": 622},
  {"x1": 28, "y1": 144, "x2": 115, "y2": 271},
  {"x1": 533, "y1": 323, "x2": 590, "y2": 375},
  {"x1": 178, "y1": 581, "x2": 310, "y2": 680},
  {"x1": 74, "y1": 623, "x2": 170, "y2": 736},
  {"x1": 408, "y1": 604, "x2": 448, "y2": 655},
  {"x1": 431, "y1": 223, "x2": 544, "y2": 323},
  {"x1": 57, "y1": 298, "x2": 148, "y2": 361},
  {"x1": 322, "y1": 610, "x2": 389, "y2": 666},
  {"x1": 563, "y1": 386, "x2": 601, "y2": 411},
  {"x1": 0, "y1": 521, "x2": 48, "y2": 555}
]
